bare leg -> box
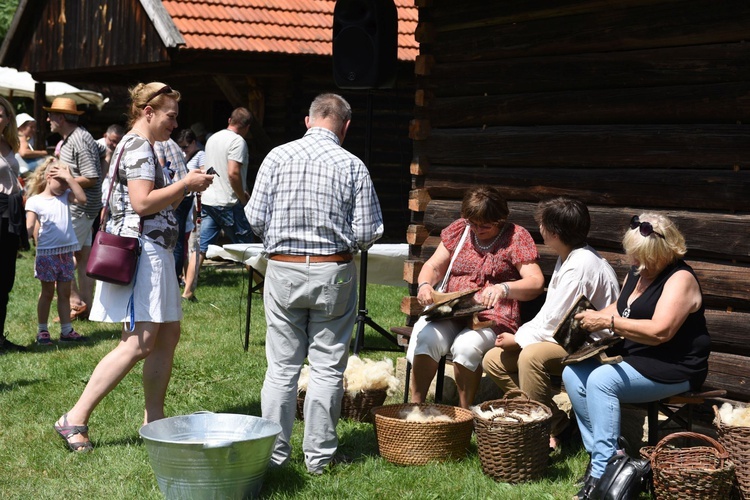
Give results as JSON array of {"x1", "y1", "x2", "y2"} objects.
[
  {"x1": 454, "y1": 363, "x2": 482, "y2": 408},
  {"x1": 56, "y1": 280, "x2": 72, "y2": 324},
  {"x1": 75, "y1": 245, "x2": 94, "y2": 312},
  {"x1": 37, "y1": 281, "x2": 55, "y2": 324},
  {"x1": 181, "y1": 246, "x2": 199, "y2": 299},
  {"x1": 57, "y1": 321, "x2": 161, "y2": 447},
  {"x1": 410, "y1": 354, "x2": 439, "y2": 403},
  {"x1": 142, "y1": 321, "x2": 181, "y2": 424}
]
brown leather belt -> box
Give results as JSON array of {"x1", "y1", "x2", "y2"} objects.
[{"x1": 269, "y1": 252, "x2": 353, "y2": 263}]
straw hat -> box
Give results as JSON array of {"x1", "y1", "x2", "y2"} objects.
[{"x1": 42, "y1": 97, "x2": 84, "y2": 115}]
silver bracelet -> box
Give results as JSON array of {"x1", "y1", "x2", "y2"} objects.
[{"x1": 500, "y1": 282, "x2": 510, "y2": 298}]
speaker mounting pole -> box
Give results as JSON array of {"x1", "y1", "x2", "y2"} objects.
[{"x1": 353, "y1": 90, "x2": 399, "y2": 354}]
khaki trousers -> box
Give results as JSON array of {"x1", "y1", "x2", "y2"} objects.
[{"x1": 482, "y1": 341, "x2": 569, "y2": 436}]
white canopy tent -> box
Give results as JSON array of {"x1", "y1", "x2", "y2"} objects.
[{"x1": 0, "y1": 66, "x2": 108, "y2": 109}]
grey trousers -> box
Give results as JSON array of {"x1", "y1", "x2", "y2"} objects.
[{"x1": 260, "y1": 259, "x2": 357, "y2": 473}]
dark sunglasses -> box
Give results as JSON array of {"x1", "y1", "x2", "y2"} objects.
[
  {"x1": 629, "y1": 215, "x2": 665, "y2": 239},
  {"x1": 143, "y1": 85, "x2": 172, "y2": 107}
]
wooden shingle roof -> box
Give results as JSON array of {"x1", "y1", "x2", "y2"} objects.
[{"x1": 162, "y1": 0, "x2": 418, "y2": 60}]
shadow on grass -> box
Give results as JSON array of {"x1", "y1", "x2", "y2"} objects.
[
  {"x1": 0, "y1": 378, "x2": 38, "y2": 393},
  {"x1": 199, "y1": 266, "x2": 248, "y2": 287}
]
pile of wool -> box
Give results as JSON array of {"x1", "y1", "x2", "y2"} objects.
[
  {"x1": 717, "y1": 402, "x2": 750, "y2": 427},
  {"x1": 297, "y1": 356, "x2": 399, "y2": 397},
  {"x1": 398, "y1": 405, "x2": 454, "y2": 423},
  {"x1": 472, "y1": 404, "x2": 548, "y2": 423},
  {"x1": 343, "y1": 356, "x2": 399, "y2": 397}
]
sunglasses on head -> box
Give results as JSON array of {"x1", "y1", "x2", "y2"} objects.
[
  {"x1": 143, "y1": 85, "x2": 172, "y2": 107},
  {"x1": 629, "y1": 215, "x2": 665, "y2": 239}
]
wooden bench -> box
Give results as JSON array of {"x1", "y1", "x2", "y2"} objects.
[{"x1": 393, "y1": 325, "x2": 728, "y2": 444}]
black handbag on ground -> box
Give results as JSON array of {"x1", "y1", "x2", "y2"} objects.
[{"x1": 589, "y1": 449, "x2": 652, "y2": 500}]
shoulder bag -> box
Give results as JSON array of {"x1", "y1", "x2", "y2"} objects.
[{"x1": 86, "y1": 146, "x2": 141, "y2": 285}]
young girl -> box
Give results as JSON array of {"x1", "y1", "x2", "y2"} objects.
[{"x1": 25, "y1": 158, "x2": 87, "y2": 345}]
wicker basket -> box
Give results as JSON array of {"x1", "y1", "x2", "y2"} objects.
[
  {"x1": 640, "y1": 431, "x2": 736, "y2": 500},
  {"x1": 371, "y1": 403, "x2": 474, "y2": 466},
  {"x1": 473, "y1": 390, "x2": 552, "y2": 483},
  {"x1": 341, "y1": 388, "x2": 388, "y2": 422},
  {"x1": 714, "y1": 405, "x2": 750, "y2": 498},
  {"x1": 296, "y1": 389, "x2": 388, "y2": 423}
]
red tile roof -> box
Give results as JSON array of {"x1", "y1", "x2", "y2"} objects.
[{"x1": 162, "y1": 0, "x2": 418, "y2": 61}]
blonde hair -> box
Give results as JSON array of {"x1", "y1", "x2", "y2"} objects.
[
  {"x1": 126, "y1": 82, "x2": 181, "y2": 128},
  {"x1": 26, "y1": 157, "x2": 57, "y2": 196},
  {"x1": 622, "y1": 212, "x2": 686, "y2": 275},
  {"x1": 0, "y1": 97, "x2": 20, "y2": 152}
]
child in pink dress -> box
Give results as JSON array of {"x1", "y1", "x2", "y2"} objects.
[{"x1": 25, "y1": 158, "x2": 88, "y2": 345}]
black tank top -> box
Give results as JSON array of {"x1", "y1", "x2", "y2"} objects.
[{"x1": 615, "y1": 260, "x2": 710, "y2": 391}]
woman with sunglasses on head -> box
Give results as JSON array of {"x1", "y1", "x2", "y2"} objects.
[
  {"x1": 406, "y1": 186, "x2": 545, "y2": 408},
  {"x1": 53, "y1": 83, "x2": 214, "y2": 452},
  {"x1": 565, "y1": 213, "x2": 710, "y2": 500}
]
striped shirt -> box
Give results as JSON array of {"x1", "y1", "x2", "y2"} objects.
[
  {"x1": 58, "y1": 126, "x2": 102, "y2": 218},
  {"x1": 245, "y1": 127, "x2": 384, "y2": 255}
]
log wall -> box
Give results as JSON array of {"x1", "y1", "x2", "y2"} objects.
[{"x1": 408, "y1": 0, "x2": 750, "y2": 400}]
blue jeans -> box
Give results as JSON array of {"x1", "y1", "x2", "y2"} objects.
[
  {"x1": 199, "y1": 203, "x2": 253, "y2": 254},
  {"x1": 562, "y1": 359, "x2": 690, "y2": 478}
]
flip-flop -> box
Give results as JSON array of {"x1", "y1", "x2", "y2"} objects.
[{"x1": 54, "y1": 414, "x2": 93, "y2": 453}]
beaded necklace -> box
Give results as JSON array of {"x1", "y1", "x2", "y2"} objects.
[{"x1": 472, "y1": 230, "x2": 502, "y2": 252}]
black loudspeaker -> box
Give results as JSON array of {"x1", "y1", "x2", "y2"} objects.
[{"x1": 333, "y1": 0, "x2": 398, "y2": 89}]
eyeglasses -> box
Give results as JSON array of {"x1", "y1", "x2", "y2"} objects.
[
  {"x1": 143, "y1": 85, "x2": 172, "y2": 107},
  {"x1": 467, "y1": 221, "x2": 496, "y2": 231},
  {"x1": 629, "y1": 215, "x2": 665, "y2": 239}
]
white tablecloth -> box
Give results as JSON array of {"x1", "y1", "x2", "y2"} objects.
[{"x1": 206, "y1": 243, "x2": 409, "y2": 287}]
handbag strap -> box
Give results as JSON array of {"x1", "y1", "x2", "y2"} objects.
[
  {"x1": 99, "y1": 145, "x2": 127, "y2": 232},
  {"x1": 437, "y1": 223, "x2": 471, "y2": 293},
  {"x1": 99, "y1": 136, "x2": 145, "y2": 235}
]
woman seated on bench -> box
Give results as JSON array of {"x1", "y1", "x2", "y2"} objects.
[
  {"x1": 565, "y1": 213, "x2": 710, "y2": 500},
  {"x1": 406, "y1": 186, "x2": 544, "y2": 408}
]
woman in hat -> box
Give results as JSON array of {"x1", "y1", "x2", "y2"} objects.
[
  {"x1": 53, "y1": 83, "x2": 215, "y2": 452},
  {"x1": 16, "y1": 113, "x2": 49, "y2": 174}
]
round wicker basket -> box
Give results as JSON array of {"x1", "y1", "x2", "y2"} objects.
[
  {"x1": 641, "y1": 431, "x2": 736, "y2": 500},
  {"x1": 371, "y1": 403, "x2": 474, "y2": 466},
  {"x1": 473, "y1": 391, "x2": 552, "y2": 483},
  {"x1": 714, "y1": 405, "x2": 750, "y2": 498}
]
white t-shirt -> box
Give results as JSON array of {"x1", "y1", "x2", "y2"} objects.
[
  {"x1": 25, "y1": 191, "x2": 78, "y2": 255},
  {"x1": 515, "y1": 245, "x2": 621, "y2": 348},
  {"x1": 200, "y1": 128, "x2": 248, "y2": 207}
]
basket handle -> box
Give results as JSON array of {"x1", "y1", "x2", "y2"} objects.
[
  {"x1": 502, "y1": 389, "x2": 531, "y2": 402},
  {"x1": 652, "y1": 431, "x2": 730, "y2": 463},
  {"x1": 489, "y1": 413, "x2": 524, "y2": 424}
]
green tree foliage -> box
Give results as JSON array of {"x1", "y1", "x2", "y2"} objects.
[{"x1": 0, "y1": 0, "x2": 19, "y2": 41}]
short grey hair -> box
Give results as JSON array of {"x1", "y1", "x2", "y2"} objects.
[{"x1": 309, "y1": 93, "x2": 352, "y2": 125}]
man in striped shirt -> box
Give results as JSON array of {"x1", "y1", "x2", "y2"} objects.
[
  {"x1": 44, "y1": 98, "x2": 102, "y2": 321},
  {"x1": 246, "y1": 93, "x2": 383, "y2": 475}
]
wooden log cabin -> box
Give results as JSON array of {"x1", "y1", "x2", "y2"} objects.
[
  {"x1": 403, "y1": 0, "x2": 750, "y2": 403},
  {"x1": 0, "y1": 0, "x2": 418, "y2": 240}
]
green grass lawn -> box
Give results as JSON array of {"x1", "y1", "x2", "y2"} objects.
[{"x1": 0, "y1": 249, "x2": 587, "y2": 499}]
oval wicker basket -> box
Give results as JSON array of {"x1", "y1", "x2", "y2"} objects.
[
  {"x1": 714, "y1": 405, "x2": 750, "y2": 498},
  {"x1": 296, "y1": 389, "x2": 388, "y2": 423},
  {"x1": 473, "y1": 390, "x2": 552, "y2": 483},
  {"x1": 371, "y1": 403, "x2": 474, "y2": 466},
  {"x1": 640, "y1": 431, "x2": 736, "y2": 500}
]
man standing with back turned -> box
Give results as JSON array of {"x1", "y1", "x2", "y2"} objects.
[{"x1": 245, "y1": 93, "x2": 384, "y2": 474}]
